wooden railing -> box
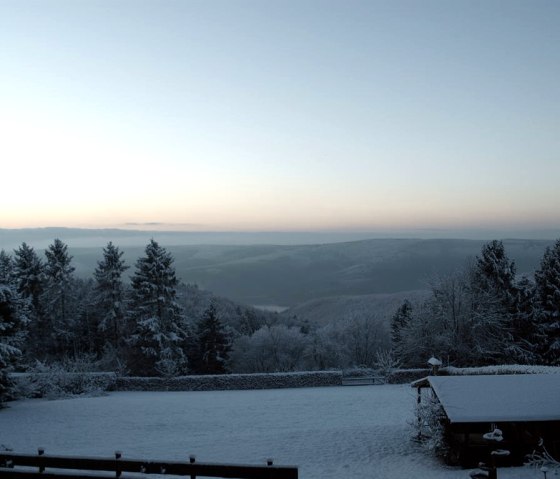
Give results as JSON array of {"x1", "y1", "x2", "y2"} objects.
[{"x1": 0, "y1": 450, "x2": 298, "y2": 479}]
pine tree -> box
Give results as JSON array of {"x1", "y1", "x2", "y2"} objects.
[
  {"x1": 13, "y1": 242, "x2": 44, "y2": 314},
  {"x1": 71, "y1": 278, "x2": 101, "y2": 356},
  {"x1": 0, "y1": 250, "x2": 14, "y2": 285},
  {"x1": 534, "y1": 239, "x2": 560, "y2": 364},
  {"x1": 43, "y1": 239, "x2": 76, "y2": 357},
  {"x1": 192, "y1": 303, "x2": 230, "y2": 374},
  {"x1": 472, "y1": 240, "x2": 516, "y2": 305},
  {"x1": 471, "y1": 241, "x2": 520, "y2": 363},
  {"x1": 0, "y1": 284, "x2": 28, "y2": 406},
  {"x1": 94, "y1": 242, "x2": 129, "y2": 351},
  {"x1": 127, "y1": 240, "x2": 187, "y2": 376},
  {"x1": 391, "y1": 299, "x2": 412, "y2": 359},
  {"x1": 13, "y1": 243, "x2": 45, "y2": 357}
]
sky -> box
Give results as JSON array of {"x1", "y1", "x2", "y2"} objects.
[{"x1": 1, "y1": 0, "x2": 559, "y2": 237}]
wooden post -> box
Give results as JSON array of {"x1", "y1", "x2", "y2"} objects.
[
  {"x1": 115, "y1": 451, "x2": 122, "y2": 478},
  {"x1": 38, "y1": 447, "x2": 45, "y2": 474},
  {"x1": 417, "y1": 387, "x2": 422, "y2": 438},
  {"x1": 189, "y1": 454, "x2": 196, "y2": 479}
]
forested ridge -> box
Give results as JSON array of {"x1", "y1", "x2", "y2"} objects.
[{"x1": 1, "y1": 238, "x2": 559, "y2": 404}]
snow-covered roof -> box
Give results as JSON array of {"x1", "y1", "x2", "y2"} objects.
[
  {"x1": 427, "y1": 357, "x2": 442, "y2": 366},
  {"x1": 420, "y1": 374, "x2": 560, "y2": 423}
]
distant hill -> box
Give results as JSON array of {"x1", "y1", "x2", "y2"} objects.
[
  {"x1": 40, "y1": 238, "x2": 555, "y2": 308},
  {"x1": 1, "y1": 228, "x2": 553, "y2": 309},
  {"x1": 281, "y1": 290, "x2": 430, "y2": 327},
  {"x1": 0, "y1": 227, "x2": 406, "y2": 249},
  {"x1": 170, "y1": 238, "x2": 550, "y2": 307}
]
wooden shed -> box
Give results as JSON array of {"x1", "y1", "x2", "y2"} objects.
[{"x1": 412, "y1": 374, "x2": 560, "y2": 468}]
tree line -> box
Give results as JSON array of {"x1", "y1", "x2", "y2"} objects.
[
  {"x1": 0, "y1": 240, "x2": 234, "y2": 381},
  {"x1": 391, "y1": 239, "x2": 560, "y2": 367},
  {"x1": 0, "y1": 238, "x2": 390, "y2": 395},
  {"x1": 2, "y1": 237, "x2": 559, "y2": 403}
]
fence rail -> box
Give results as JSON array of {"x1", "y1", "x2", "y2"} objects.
[{"x1": 0, "y1": 450, "x2": 298, "y2": 479}]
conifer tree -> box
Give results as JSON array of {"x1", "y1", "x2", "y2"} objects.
[
  {"x1": 391, "y1": 299, "x2": 412, "y2": 359},
  {"x1": 94, "y1": 242, "x2": 129, "y2": 351},
  {"x1": 43, "y1": 239, "x2": 76, "y2": 357},
  {"x1": 13, "y1": 243, "x2": 44, "y2": 314},
  {"x1": 471, "y1": 241, "x2": 522, "y2": 363},
  {"x1": 472, "y1": 240, "x2": 516, "y2": 305},
  {"x1": 0, "y1": 250, "x2": 14, "y2": 285},
  {"x1": 192, "y1": 303, "x2": 230, "y2": 374},
  {"x1": 71, "y1": 278, "x2": 100, "y2": 356},
  {"x1": 13, "y1": 243, "x2": 45, "y2": 358},
  {"x1": 0, "y1": 284, "x2": 28, "y2": 406},
  {"x1": 534, "y1": 239, "x2": 560, "y2": 364},
  {"x1": 127, "y1": 240, "x2": 187, "y2": 376}
]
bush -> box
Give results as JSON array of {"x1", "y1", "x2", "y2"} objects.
[
  {"x1": 414, "y1": 392, "x2": 450, "y2": 461},
  {"x1": 15, "y1": 358, "x2": 116, "y2": 399}
]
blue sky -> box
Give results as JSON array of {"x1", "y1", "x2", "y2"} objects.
[{"x1": 1, "y1": 0, "x2": 559, "y2": 236}]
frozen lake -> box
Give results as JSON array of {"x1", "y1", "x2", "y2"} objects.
[{"x1": 0, "y1": 385, "x2": 542, "y2": 479}]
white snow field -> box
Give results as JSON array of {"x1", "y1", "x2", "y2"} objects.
[{"x1": 0, "y1": 385, "x2": 544, "y2": 479}]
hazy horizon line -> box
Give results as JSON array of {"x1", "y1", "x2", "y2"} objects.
[{"x1": 1, "y1": 225, "x2": 559, "y2": 250}]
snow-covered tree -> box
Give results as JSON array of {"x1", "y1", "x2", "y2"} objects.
[
  {"x1": 343, "y1": 314, "x2": 388, "y2": 368},
  {"x1": 391, "y1": 299, "x2": 412, "y2": 360},
  {"x1": 0, "y1": 284, "x2": 28, "y2": 405},
  {"x1": 534, "y1": 239, "x2": 560, "y2": 364},
  {"x1": 0, "y1": 250, "x2": 14, "y2": 285},
  {"x1": 399, "y1": 267, "x2": 512, "y2": 367},
  {"x1": 127, "y1": 240, "x2": 188, "y2": 376},
  {"x1": 229, "y1": 324, "x2": 309, "y2": 373},
  {"x1": 191, "y1": 303, "x2": 230, "y2": 374},
  {"x1": 236, "y1": 306, "x2": 266, "y2": 336},
  {"x1": 471, "y1": 240, "x2": 542, "y2": 364},
  {"x1": 13, "y1": 243, "x2": 45, "y2": 357},
  {"x1": 303, "y1": 323, "x2": 346, "y2": 370},
  {"x1": 472, "y1": 240, "x2": 516, "y2": 305},
  {"x1": 13, "y1": 242, "x2": 44, "y2": 313},
  {"x1": 71, "y1": 278, "x2": 102, "y2": 356},
  {"x1": 94, "y1": 242, "x2": 129, "y2": 351},
  {"x1": 43, "y1": 239, "x2": 76, "y2": 357},
  {"x1": 508, "y1": 276, "x2": 541, "y2": 364}
]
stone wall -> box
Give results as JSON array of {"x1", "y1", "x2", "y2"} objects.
[{"x1": 115, "y1": 371, "x2": 343, "y2": 392}]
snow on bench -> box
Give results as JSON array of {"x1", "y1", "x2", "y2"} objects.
[{"x1": 341, "y1": 376, "x2": 385, "y2": 386}]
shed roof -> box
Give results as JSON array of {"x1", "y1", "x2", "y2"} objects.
[{"x1": 414, "y1": 374, "x2": 560, "y2": 423}]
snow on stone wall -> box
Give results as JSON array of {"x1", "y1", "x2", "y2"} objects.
[{"x1": 115, "y1": 371, "x2": 343, "y2": 392}]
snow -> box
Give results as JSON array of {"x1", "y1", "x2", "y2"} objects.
[
  {"x1": 0, "y1": 385, "x2": 545, "y2": 479},
  {"x1": 427, "y1": 357, "x2": 442, "y2": 366},
  {"x1": 445, "y1": 365, "x2": 560, "y2": 375},
  {"x1": 424, "y1": 374, "x2": 560, "y2": 423}
]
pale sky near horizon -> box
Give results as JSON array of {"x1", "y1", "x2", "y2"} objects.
[{"x1": 1, "y1": 0, "x2": 559, "y2": 235}]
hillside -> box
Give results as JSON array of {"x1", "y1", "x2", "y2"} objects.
[
  {"x1": 2, "y1": 228, "x2": 552, "y2": 309},
  {"x1": 60, "y1": 238, "x2": 553, "y2": 308},
  {"x1": 282, "y1": 290, "x2": 430, "y2": 327}
]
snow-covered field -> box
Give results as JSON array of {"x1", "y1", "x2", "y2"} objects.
[{"x1": 0, "y1": 385, "x2": 545, "y2": 479}]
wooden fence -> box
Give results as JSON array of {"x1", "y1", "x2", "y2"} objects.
[{"x1": 0, "y1": 450, "x2": 298, "y2": 479}]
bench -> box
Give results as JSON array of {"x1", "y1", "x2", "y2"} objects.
[
  {"x1": 0, "y1": 450, "x2": 298, "y2": 479},
  {"x1": 341, "y1": 376, "x2": 385, "y2": 386}
]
